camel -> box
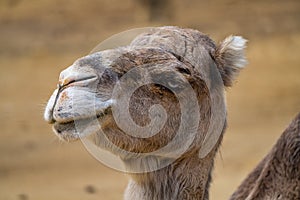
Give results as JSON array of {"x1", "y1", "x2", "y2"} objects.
[
  {"x1": 44, "y1": 26, "x2": 300, "y2": 199},
  {"x1": 230, "y1": 112, "x2": 300, "y2": 200}
]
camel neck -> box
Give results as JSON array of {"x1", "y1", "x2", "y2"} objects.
[{"x1": 124, "y1": 152, "x2": 215, "y2": 200}]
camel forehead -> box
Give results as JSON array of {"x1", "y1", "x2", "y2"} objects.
[
  {"x1": 61, "y1": 47, "x2": 185, "y2": 82},
  {"x1": 59, "y1": 26, "x2": 218, "y2": 88}
]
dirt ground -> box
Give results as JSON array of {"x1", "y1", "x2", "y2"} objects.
[{"x1": 0, "y1": 0, "x2": 300, "y2": 199}]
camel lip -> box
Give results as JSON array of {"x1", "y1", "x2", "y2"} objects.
[
  {"x1": 51, "y1": 99, "x2": 115, "y2": 125},
  {"x1": 52, "y1": 108, "x2": 111, "y2": 141},
  {"x1": 55, "y1": 108, "x2": 109, "y2": 125}
]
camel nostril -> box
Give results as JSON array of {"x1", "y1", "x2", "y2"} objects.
[
  {"x1": 58, "y1": 78, "x2": 74, "y2": 89},
  {"x1": 59, "y1": 75, "x2": 97, "y2": 89},
  {"x1": 74, "y1": 75, "x2": 97, "y2": 83}
]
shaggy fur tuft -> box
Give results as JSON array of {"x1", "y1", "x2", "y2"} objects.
[{"x1": 214, "y1": 36, "x2": 248, "y2": 87}]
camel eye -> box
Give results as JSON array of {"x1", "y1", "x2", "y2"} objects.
[{"x1": 176, "y1": 67, "x2": 191, "y2": 75}]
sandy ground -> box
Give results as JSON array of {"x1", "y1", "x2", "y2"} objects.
[{"x1": 0, "y1": 0, "x2": 300, "y2": 199}]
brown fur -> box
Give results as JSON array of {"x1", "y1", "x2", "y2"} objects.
[
  {"x1": 230, "y1": 112, "x2": 300, "y2": 200},
  {"x1": 44, "y1": 26, "x2": 248, "y2": 199},
  {"x1": 88, "y1": 27, "x2": 247, "y2": 199},
  {"x1": 45, "y1": 27, "x2": 300, "y2": 199}
]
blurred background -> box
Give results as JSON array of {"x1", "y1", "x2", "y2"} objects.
[{"x1": 0, "y1": 0, "x2": 299, "y2": 199}]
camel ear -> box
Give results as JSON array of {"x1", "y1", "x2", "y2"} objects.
[{"x1": 213, "y1": 36, "x2": 248, "y2": 87}]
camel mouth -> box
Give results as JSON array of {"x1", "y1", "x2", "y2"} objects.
[{"x1": 53, "y1": 108, "x2": 111, "y2": 142}]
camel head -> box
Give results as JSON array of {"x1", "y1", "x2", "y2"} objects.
[{"x1": 44, "y1": 27, "x2": 247, "y2": 172}]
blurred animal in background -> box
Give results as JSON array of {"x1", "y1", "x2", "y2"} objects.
[{"x1": 230, "y1": 112, "x2": 300, "y2": 200}]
